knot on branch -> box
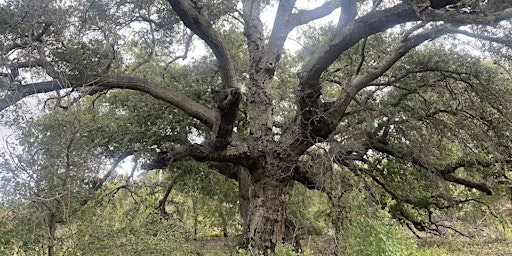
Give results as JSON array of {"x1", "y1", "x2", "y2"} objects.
[
  {"x1": 214, "y1": 88, "x2": 242, "y2": 112},
  {"x1": 212, "y1": 88, "x2": 241, "y2": 151},
  {"x1": 141, "y1": 147, "x2": 174, "y2": 170}
]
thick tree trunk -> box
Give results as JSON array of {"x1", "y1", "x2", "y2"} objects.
[
  {"x1": 242, "y1": 172, "x2": 291, "y2": 253},
  {"x1": 238, "y1": 167, "x2": 251, "y2": 237}
]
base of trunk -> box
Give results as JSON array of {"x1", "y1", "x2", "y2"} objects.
[{"x1": 239, "y1": 176, "x2": 290, "y2": 253}]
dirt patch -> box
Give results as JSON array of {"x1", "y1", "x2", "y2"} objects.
[{"x1": 186, "y1": 236, "x2": 239, "y2": 255}]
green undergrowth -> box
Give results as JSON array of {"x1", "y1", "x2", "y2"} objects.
[{"x1": 183, "y1": 235, "x2": 512, "y2": 256}]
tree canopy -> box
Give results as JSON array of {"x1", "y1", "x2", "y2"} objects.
[{"x1": 1, "y1": 0, "x2": 512, "y2": 254}]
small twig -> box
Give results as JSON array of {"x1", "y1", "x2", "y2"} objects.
[
  {"x1": 126, "y1": 157, "x2": 139, "y2": 182},
  {"x1": 163, "y1": 33, "x2": 194, "y2": 77},
  {"x1": 108, "y1": 184, "x2": 139, "y2": 204},
  {"x1": 355, "y1": 38, "x2": 367, "y2": 75},
  {"x1": 437, "y1": 223, "x2": 473, "y2": 238},
  {"x1": 403, "y1": 220, "x2": 422, "y2": 239}
]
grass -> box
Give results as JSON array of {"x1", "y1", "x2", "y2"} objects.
[
  {"x1": 181, "y1": 234, "x2": 512, "y2": 255},
  {"x1": 420, "y1": 237, "x2": 512, "y2": 256}
]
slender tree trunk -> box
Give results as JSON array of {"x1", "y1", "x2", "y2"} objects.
[
  {"x1": 328, "y1": 192, "x2": 349, "y2": 256},
  {"x1": 192, "y1": 197, "x2": 198, "y2": 239},
  {"x1": 47, "y1": 212, "x2": 56, "y2": 256},
  {"x1": 326, "y1": 170, "x2": 354, "y2": 255},
  {"x1": 48, "y1": 244, "x2": 54, "y2": 256}
]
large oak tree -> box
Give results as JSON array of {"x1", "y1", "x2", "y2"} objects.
[{"x1": 1, "y1": 0, "x2": 512, "y2": 253}]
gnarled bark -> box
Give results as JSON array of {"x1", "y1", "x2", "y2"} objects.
[{"x1": 242, "y1": 165, "x2": 292, "y2": 253}]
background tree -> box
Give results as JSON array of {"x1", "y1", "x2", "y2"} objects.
[
  {"x1": 1, "y1": 0, "x2": 512, "y2": 253},
  {"x1": 0, "y1": 101, "x2": 133, "y2": 255},
  {"x1": 0, "y1": 95, "x2": 240, "y2": 254}
]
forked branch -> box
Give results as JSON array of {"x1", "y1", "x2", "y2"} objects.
[{"x1": 167, "y1": 0, "x2": 236, "y2": 89}]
